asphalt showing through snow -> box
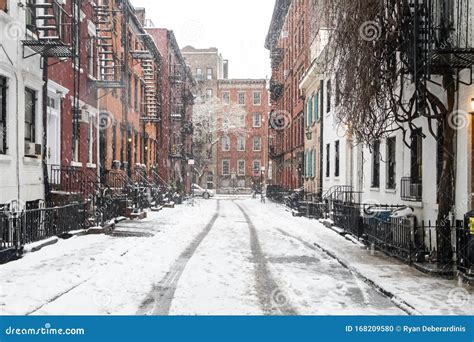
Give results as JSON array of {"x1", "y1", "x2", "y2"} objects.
[
  {"x1": 138, "y1": 201, "x2": 221, "y2": 315},
  {"x1": 234, "y1": 202, "x2": 298, "y2": 315}
]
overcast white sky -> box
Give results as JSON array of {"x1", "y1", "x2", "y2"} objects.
[{"x1": 131, "y1": 0, "x2": 275, "y2": 80}]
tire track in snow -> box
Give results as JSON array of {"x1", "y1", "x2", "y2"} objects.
[
  {"x1": 234, "y1": 203, "x2": 298, "y2": 316},
  {"x1": 137, "y1": 200, "x2": 220, "y2": 315}
]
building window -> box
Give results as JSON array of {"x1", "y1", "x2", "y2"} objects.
[
  {"x1": 206, "y1": 88, "x2": 213, "y2": 99},
  {"x1": 222, "y1": 135, "x2": 230, "y2": 151},
  {"x1": 222, "y1": 92, "x2": 230, "y2": 105},
  {"x1": 386, "y1": 137, "x2": 396, "y2": 189},
  {"x1": 253, "y1": 160, "x2": 261, "y2": 173},
  {"x1": 0, "y1": 76, "x2": 6, "y2": 154},
  {"x1": 112, "y1": 123, "x2": 117, "y2": 161},
  {"x1": 371, "y1": 140, "x2": 381, "y2": 188},
  {"x1": 207, "y1": 68, "x2": 213, "y2": 80},
  {"x1": 87, "y1": 36, "x2": 95, "y2": 77},
  {"x1": 238, "y1": 92, "x2": 245, "y2": 105},
  {"x1": 411, "y1": 128, "x2": 423, "y2": 183},
  {"x1": 222, "y1": 160, "x2": 230, "y2": 175},
  {"x1": 196, "y1": 68, "x2": 202, "y2": 81},
  {"x1": 326, "y1": 144, "x2": 330, "y2": 177},
  {"x1": 134, "y1": 76, "x2": 138, "y2": 111},
  {"x1": 253, "y1": 91, "x2": 261, "y2": 105},
  {"x1": 88, "y1": 113, "x2": 94, "y2": 164},
  {"x1": 237, "y1": 136, "x2": 245, "y2": 151},
  {"x1": 253, "y1": 136, "x2": 261, "y2": 151},
  {"x1": 238, "y1": 160, "x2": 245, "y2": 175},
  {"x1": 25, "y1": 0, "x2": 35, "y2": 30},
  {"x1": 326, "y1": 79, "x2": 331, "y2": 113},
  {"x1": 24, "y1": 88, "x2": 36, "y2": 143},
  {"x1": 335, "y1": 140, "x2": 340, "y2": 177},
  {"x1": 253, "y1": 112, "x2": 262, "y2": 127}
]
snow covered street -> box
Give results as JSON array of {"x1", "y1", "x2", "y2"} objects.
[{"x1": 0, "y1": 197, "x2": 471, "y2": 315}]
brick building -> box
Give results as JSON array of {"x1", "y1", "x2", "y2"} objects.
[
  {"x1": 265, "y1": 0, "x2": 310, "y2": 190},
  {"x1": 216, "y1": 79, "x2": 269, "y2": 193},
  {"x1": 94, "y1": 3, "x2": 161, "y2": 189},
  {"x1": 147, "y1": 29, "x2": 195, "y2": 192},
  {"x1": 181, "y1": 46, "x2": 228, "y2": 190}
]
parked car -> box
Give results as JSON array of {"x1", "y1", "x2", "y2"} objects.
[{"x1": 192, "y1": 184, "x2": 214, "y2": 199}]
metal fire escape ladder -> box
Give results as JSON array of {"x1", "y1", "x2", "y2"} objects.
[
  {"x1": 22, "y1": 0, "x2": 73, "y2": 59},
  {"x1": 94, "y1": 1, "x2": 123, "y2": 89},
  {"x1": 141, "y1": 58, "x2": 161, "y2": 123}
]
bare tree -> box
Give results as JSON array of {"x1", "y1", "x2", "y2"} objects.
[
  {"x1": 325, "y1": 0, "x2": 471, "y2": 266},
  {"x1": 192, "y1": 96, "x2": 248, "y2": 184}
]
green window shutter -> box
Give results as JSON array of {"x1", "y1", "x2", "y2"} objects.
[
  {"x1": 314, "y1": 93, "x2": 319, "y2": 122},
  {"x1": 312, "y1": 149, "x2": 316, "y2": 178},
  {"x1": 304, "y1": 150, "x2": 307, "y2": 177}
]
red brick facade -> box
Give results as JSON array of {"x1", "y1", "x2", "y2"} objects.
[
  {"x1": 216, "y1": 80, "x2": 269, "y2": 193},
  {"x1": 266, "y1": 0, "x2": 309, "y2": 190}
]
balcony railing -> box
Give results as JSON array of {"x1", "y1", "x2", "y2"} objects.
[{"x1": 401, "y1": 177, "x2": 422, "y2": 202}]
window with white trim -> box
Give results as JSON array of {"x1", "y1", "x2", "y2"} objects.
[
  {"x1": 253, "y1": 91, "x2": 261, "y2": 105},
  {"x1": 0, "y1": 76, "x2": 7, "y2": 154},
  {"x1": 222, "y1": 135, "x2": 230, "y2": 151},
  {"x1": 24, "y1": 88, "x2": 36, "y2": 143},
  {"x1": 252, "y1": 113, "x2": 262, "y2": 127},
  {"x1": 222, "y1": 160, "x2": 230, "y2": 175},
  {"x1": 237, "y1": 136, "x2": 245, "y2": 151},
  {"x1": 253, "y1": 136, "x2": 261, "y2": 151},
  {"x1": 237, "y1": 160, "x2": 245, "y2": 175}
]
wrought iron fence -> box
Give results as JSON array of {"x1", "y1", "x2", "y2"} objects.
[
  {"x1": 21, "y1": 202, "x2": 88, "y2": 245},
  {"x1": 333, "y1": 203, "x2": 363, "y2": 238},
  {"x1": 457, "y1": 226, "x2": 473, "y2": 276},
  {"x1": 363, "y1": 215, "x2": 418, "y2": 263}
]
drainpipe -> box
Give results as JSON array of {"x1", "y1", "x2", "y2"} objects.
[{"x1": 42, "y1": 57, "x2": 50, "y2": 204}]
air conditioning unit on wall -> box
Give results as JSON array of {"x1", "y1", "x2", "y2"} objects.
[{"x1": 25, "y1": 142, "x2": 42, "y2": 158}]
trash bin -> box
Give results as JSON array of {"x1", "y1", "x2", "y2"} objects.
[{"x1": 461, "y1": 211, "x2": 474, "y2": 274}]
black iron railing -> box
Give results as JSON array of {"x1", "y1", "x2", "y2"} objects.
[
  {"x1": 363, "y1": 215, "x2": 419, "y2": 263},
  {"x1": 333, "y1": 203, "x2": 363, "y2": 237},
  {"x1": 21, "y1": 202, "x2": 88, "y2": 245},
  {"x1": 457, "y1": 226, "x2": 474, "y2": 276}
]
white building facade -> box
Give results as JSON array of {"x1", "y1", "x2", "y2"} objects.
[{"x1": 0, "y1": 1, "x2": 46, "y2": 205}]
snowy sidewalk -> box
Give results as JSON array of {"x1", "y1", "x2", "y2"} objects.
[{"x1": 238, "y1": 200, "x2": 474, "y2": 315}]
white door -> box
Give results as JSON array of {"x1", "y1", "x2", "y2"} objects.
[{"x1": 46, "y1": 94, "x2": 61, "y2": 179}]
